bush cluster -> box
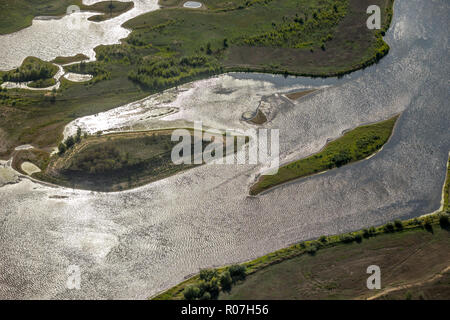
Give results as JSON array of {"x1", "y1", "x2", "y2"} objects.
[{"x1": 183, "y1": 265, "x2": 246, "y2": 300}]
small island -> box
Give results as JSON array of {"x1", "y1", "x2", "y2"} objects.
[{"x1": 250, "y1": 115, "x2": 399, "y2": 195}]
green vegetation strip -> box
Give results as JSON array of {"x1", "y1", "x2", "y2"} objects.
[
  {"x1": 250, "y1": 115, "x2": 399, "y2": 195},
  {"x1": 154, "y1": 156, "x2": 450, "y2": 300},
  {"x1": 51, "y1": 54, "x2": 89, "y2": 65}
]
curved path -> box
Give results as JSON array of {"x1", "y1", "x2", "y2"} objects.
[{"x1": 0, "y1": 0, "x2": 449, "y2": 299}]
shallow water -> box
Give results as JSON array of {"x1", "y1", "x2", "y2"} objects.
[
  {"x1": 0, "y1": 0, "x2": 159, "y2": 71},
  {"x1": 0, "y1": 0, "x2": 449, "y2": 299},
  {"x1": 183, "y1": 1, "x2": 202, "y2": 8}
]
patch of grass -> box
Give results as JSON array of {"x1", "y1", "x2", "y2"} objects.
[
  {"x1": 250, "y1": 115, "x2": 399, "y2": 195},
  {"x1": 28, "y1": 78, "x2": 56, "y2": 88}
]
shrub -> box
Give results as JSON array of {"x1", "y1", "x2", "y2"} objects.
[
  {"x1": 199, "y1": 269, "x2": 218, "y2": 282},
  {"x1": 183, "y1": 285, "x2": 201, "y2": 300},
  {"x1": 354, "y1": 233, "x2": 362, "y2": 243},
  {"x1": 306, "y1": 245, "x2": 318, "y2": 255},
  {"x1": 219, "y1": 271, "x2": 232, "y2": 292},
  {"x1": 199, "y1": 292, "x2": 211, "y2": 300},
  {"x1": 64, "y1": 136, "x2": 75, "y2": 149},
  {"x1": 383, "y1": 222, "x2": 395, "y2": 233},
  {"x1": 394, "y1": 220, "x2": 403, "y2": 230},
  {"x1": 206, "y1": 43, "x2": 212, "y2": 55},
  {"x1": 340, "y1": 234, "x2": 355, "y2": 243},
  {"x1": 362, "y1": 229, "x2": 370, "y2": 238},
  {"x1": 199, "y1": 277, "x2": 220, "y2": 299},
  {"x1": 319, "y1": 235, "x2": 327, "y2": 243},
  {"x1": 228, "y1": 265, "x2": 246, "y2": 283},
  {"x1": 439, "y1": 213, "x2": 449, "y2": 227},
  {"x1": 58, "y1": 143, "x2": 66, "y2": 155}
]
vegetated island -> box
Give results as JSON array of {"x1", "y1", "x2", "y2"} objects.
[
  {"x1": 14, "y1": 128, "x2": 245, "y2": 192},
  {"x1": 0, "y1": 0, "x2": 395, "y2": 160},
  {"x1": 51, "y1": 54, "x2": 89, "y2": 65},
  {"x1": 0, "y1": 0, "x2": 134, "y2": 35},
  {"x1": 0, "y1": 56, "x2": 59, "y2": 88},
  {"x1": 153, "y1": 156, "x2": 450, "y2": 300},
  {"x1": 250, "y1": 115, "x2": 399, "y2": 195}
]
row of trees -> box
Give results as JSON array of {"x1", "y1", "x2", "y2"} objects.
[
  {"x1": 58, "y1": 127, "x2": 85, "y2": 156},
  {"x1": 183, "y1": 265, "x2": 247, "y2": 300},
  {"x1": 2, "y1": 57, "x2": 58, "y2": 82}
]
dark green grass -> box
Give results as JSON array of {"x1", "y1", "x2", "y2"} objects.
[{"x1": 250, "y1": 115, "x2": 399, "y2": 195}]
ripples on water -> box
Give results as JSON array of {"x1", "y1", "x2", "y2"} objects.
[{"x1": 0, "y1": 0, "x2": 449, "y2": 299}]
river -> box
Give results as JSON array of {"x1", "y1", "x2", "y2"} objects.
[{"x1": 0, "y1": 0, "x2": 448, "y2": 299}]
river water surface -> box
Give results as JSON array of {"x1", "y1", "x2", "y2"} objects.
[{"x1": 0, "y1": 0, "x2": 449, "y2": 299}]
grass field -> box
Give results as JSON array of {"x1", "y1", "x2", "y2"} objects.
[
  {"x1": 153, "y1": 157, "x2": 450, "y2": 300},
  {"x1": 250, "y1": 115, "x2": 399, "y2": 195}
]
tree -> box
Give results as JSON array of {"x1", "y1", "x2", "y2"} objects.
[
  {"x1": 65, "y1": 136, "x2": 75, "y2": 149},
  {"x1": 183, "y1": 285, "x2": 201, "y2": 300},
  {"x1": 75, "y1": 127, "x2": 82, "y2": 143},
  {"x1": 219, "y1": 271, "x2": 232, "y2": 292},
  {"x1": 206, "y1": 43, "x2": 212, "y2": 55},
  {"x1": 58, "y1": 143, "x2": 67, "y2": 155}
]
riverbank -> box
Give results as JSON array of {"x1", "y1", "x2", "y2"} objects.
[
  {"x1": 154, "y1": 155, "x2": 450, "y2": 300},
  {"x1": 0, "y1": 0, "x2": 395, "y2": 160}
]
